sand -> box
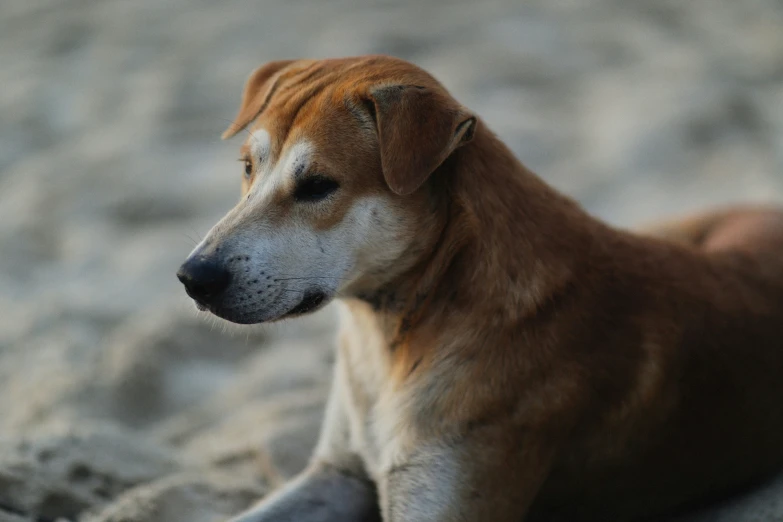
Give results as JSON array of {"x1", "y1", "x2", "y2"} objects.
[{"x1": 1, "y1": 0, "x2": 782, "y2": 520}]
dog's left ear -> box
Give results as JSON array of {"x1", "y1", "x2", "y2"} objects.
[
  {"x1": 366, "y1": 85, "x2": 476, "y2": 196},
  {"x1": 222, "y1": 60, "x2": 296, "y2": 140}
]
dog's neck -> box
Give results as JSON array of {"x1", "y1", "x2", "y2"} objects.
[{"x1": 350, "y1": 121, "x2": 599, "y2": 347}]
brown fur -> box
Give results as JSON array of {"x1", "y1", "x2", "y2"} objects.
[{"x1": 199, "y1": 56, "x2": 783, "y2": 522}]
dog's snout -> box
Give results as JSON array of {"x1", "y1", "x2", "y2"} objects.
[{"x1": 176, "y1": 257, "x2": 231, "y2": 305}]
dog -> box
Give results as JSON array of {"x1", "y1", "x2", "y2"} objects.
[{"x1": 177, "y1": 55, "x2": 783, "y2": 521}]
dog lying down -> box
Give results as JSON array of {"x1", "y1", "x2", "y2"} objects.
[{"x1": 177, "y1": 55, "x2": 783, "y2": 521}]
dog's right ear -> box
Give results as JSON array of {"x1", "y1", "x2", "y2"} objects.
[
  {"x1": 222, "y1": 60, "x2": 296, "y2": 140},
  {"x1": 365, "y1": 84, "x2": 476, "y2": 196}
]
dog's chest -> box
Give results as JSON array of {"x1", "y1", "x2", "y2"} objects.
[{"x1": 336, "y1": 303, "x2": 403, "y2": 478}]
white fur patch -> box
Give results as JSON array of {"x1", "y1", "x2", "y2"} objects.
[
  {"x1": 249, "y1": 128, "x2": 271, "y2": 161},
  {"x1": 280, "y1": 141, "x2": 313, "y2": 179},
  {"x1": 245, "y1": 140, "x2": 313, "y2": 204}
]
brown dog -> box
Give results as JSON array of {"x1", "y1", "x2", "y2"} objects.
[{"x1": 176, "y1": 55, "x2": 783, "y2": 521}]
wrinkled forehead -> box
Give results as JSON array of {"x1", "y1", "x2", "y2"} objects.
[
  {"x1": 239, "y1": 106, "x2": 376, "y2": 183},
  {"x1": 239, "y1": 95, "x2": 357, "y2": 166}
]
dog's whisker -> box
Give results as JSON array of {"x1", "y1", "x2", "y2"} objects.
[
  {"x1": 188, "y1": 225, "x2": 204, "y2": 243},
  {"x1": 182, "y1": 232, "x2": 199, "y2": 246},
  {"x1": 217, "y1": 116, "x2": 255, "y2": 141}
]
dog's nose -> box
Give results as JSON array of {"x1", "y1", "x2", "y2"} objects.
[{"x1": 176, "y1": 257, "x2": 231, "y2": 305}]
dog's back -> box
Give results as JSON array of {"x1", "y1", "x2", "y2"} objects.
[{"x1": 532, "y1": 208, "x2": 783, "y2": 521}]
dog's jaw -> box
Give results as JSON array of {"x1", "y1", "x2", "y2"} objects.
[{"x1": 196, "y1": 289, "x2": 332, "y2": 324}]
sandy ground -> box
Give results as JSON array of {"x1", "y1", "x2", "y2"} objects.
[{"x1": 1, "y1": 0, "x2": 782, "y2": 520}]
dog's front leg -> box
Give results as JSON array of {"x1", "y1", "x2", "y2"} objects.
[
  {"x1": 379, "y1": 427, "x2": 556, "y2": 522},
  {"x1": 228, "y1": 461, "x2": 380, "y2": 522},
  {"x1": 228, "y1": 363, "x2": 380, "y2": 522}
]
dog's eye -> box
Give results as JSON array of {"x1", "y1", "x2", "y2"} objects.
[
  {"x1": 243, "y1": 160, "x2": 253, "y2": 178},
  {"x1": 294, "y1": 176, "x2": 339, "y2": 202}
]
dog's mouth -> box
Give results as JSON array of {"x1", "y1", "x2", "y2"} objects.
[
  {"x1": 191, "y1": 289, "x2": 328, "y2": 324},
  {"x1": 284, "y1": 290, "x2": 327, "y2": 318}
]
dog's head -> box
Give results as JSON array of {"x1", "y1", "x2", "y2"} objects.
[{"x1": 177, "y1": 56, "x2": 476, "y2": 324}]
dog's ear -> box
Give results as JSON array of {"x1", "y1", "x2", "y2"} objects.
[
  {"x1": 366, "y1": 85, "x2": 476, "y2": 196},
  {"x1": 222, "y1": 60, "x2": 296, "y2": 140}
]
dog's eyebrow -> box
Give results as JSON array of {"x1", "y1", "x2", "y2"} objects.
[
  {"x1": 292, "y1": 156, "x2": 321, "y2": 181},
  {"x1": 249, "y1": 128, "x2": 271, "y2": 160},
  {"x1": 278, "y1": 141, "x2": 314, "y2": 182},
  {"x1": 294, "y1": 162, "x2": 306, "y2": 179}
]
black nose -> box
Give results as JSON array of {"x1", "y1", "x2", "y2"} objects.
[{"x1": 176, "y1": 257, "x2": 231, "y2": 305}]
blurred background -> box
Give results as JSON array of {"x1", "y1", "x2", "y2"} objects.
[{"x1": 1, "y1": 0, "x2": 782, "y2": 520}]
